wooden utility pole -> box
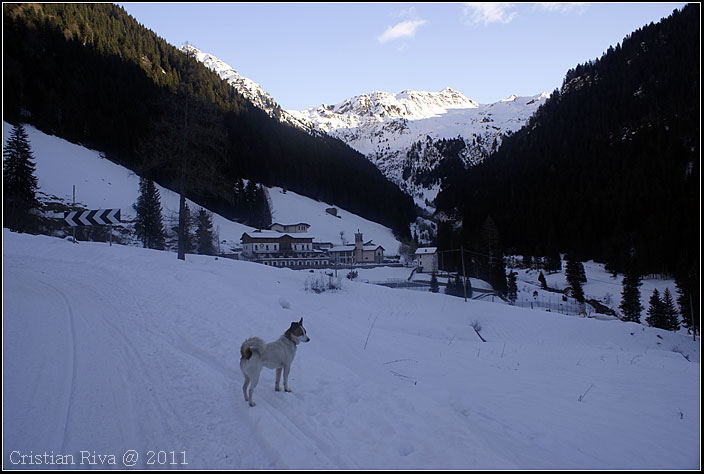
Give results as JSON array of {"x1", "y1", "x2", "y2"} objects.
[
  {"x1": 72, "y1": 185, "x2": 76, "y2": 243},
  {"x1": 177, "y1": 45, "x2": 192, "y2": 261},
  {"x1": 461, "y1": 246, "x2": 467, "y2": 302}
]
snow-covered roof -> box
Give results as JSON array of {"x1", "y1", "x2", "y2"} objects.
[
  {"x1": 328, "y1": 245, "x2": 354, "y2": 253},
  {"x1": 242, "y1": 230, "x2": 317, "y2": 240},
  {"x1": 270, "y1": 222, "x2": 310, "y2": 228},
  {"x1": 328, "y1": 244, "x2": 384, "y2": 253},
  {"x1": 415, "y1": 247, "x2": 437, "y2": 255}
]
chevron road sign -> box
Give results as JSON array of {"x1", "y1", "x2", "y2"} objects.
[{"x1": 64, "y1": 208, "x2": 121, "y2": 227}]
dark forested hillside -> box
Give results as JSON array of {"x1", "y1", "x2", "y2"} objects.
[
  {"x1": 435, "y1": 4, "x2": 699, "y2": 280},
  {"x1": 3, "y1": 3, "x2": 415, "y2": 238}
]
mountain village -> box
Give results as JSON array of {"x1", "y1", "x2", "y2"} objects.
[{"x1": 241, "y1": 224, "x2": 388, "y2": 269}]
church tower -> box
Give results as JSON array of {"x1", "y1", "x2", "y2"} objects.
[{"x1": 354, "y1": 231, "x2": 363, "y2": 263}]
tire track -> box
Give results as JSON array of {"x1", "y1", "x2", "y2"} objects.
[{"x1": 34, "y1": 278, "x2": 78, "y2": 454}]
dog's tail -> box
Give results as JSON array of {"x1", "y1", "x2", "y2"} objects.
[{"x1": 240, "y1": 337, "x2": 266, "y2": 360}]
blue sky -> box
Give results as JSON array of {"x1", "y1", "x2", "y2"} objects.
[{"x1": 119, "y1": 3, "x2": 687, "y2": 111}]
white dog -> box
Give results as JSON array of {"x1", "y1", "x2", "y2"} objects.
[{"x1": 239, "y1": 318, "x2": 310, "y2": 407}]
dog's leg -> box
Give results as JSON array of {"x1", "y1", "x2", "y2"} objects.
[
  {"x1": 242, "y1": 374, "x2": 250, "y2": 402},
  {"x1": 283, "y1": 365, "x2": 292, "y2": 392},
  {"x1": 248, "y1": 372, "x2": 260, "y2": 407},
  {"x1": 275, "y1": 368, "x2": 282, "y2": 391}
]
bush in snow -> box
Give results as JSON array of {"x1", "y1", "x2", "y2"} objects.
[{"x1": 305, "y1": 273, "x2": 342, "y2": 294}]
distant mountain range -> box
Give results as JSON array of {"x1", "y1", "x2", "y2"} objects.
[{"x1": 182, "y1": 45, "x2": 548, "y2": 209}]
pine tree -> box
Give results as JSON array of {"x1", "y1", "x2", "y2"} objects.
[
  {"x1": 577, "y1": 261, "x2": 587, "y2": 283},
  {"x1": 445, "y1": 275, "x2": 459, "y2": 297},
  {"x1": 3, "y1": 123, "x2": 39, "y2": 231},
  {"x1": 507, "y1": 271, "x2": 518, "y2": 305},
  {"x1": 619, "y1": 264, "x2": 643, "y2": 323},
  {"x1": 177, "y1": 202, "x2": 194, "y2": 254},
  {"x1": 565, "y1": 256, "x2": 586, "y2": 303},
  {"x1": 133, "y1": 177, "x2": 166, "y2": 249},
  {"x1": 538, "y1": 271, "x2": 548, "y2": 290},
  {"x1": 250, "y1": 184, "x2": 272, "y2": 230},
  {"x1": 429, "y1": 272, "x2": 439, "y2": 293},
  {"x1": 645, "y1": 289, "x2": 666, "y2": 329},
  {"x1": 195, "y1": 208, "x2": 215, "y2": 255},
  {"x1": 490, "y1": 258, "x2": 508, "y2": 297},
  {"x1": 661, "y1": 288, "x2": 680, "y2": 332}
]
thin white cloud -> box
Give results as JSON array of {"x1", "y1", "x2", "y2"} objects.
[
  {"x1": 396, "y1": 6, "x2": 419, "y2": 19},
  {"x1": 537, "y1": 3, "x2": 587, "y2": 14},
  {"x1": 463, "y1": 3, "x2": 517, "y2": 25},
  {"x1": 377, "y1": 19, "x2": 427, "y2": 43}
]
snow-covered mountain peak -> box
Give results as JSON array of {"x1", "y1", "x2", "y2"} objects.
[{"x1": 293, "y1": 87, "x2": 480, "y2": 127}]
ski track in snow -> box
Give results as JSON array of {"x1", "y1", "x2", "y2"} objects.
[{"x1": 33, "y1": 278, "x2": 78, "y2": 455}]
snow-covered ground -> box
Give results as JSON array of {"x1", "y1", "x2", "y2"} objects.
[
  {"x1": 1, "y1": 122, "x2": 404, "y2": 256},
  {"x1": 511, "y1": 260, "x2": 681, "y2": 320},
  {"x1": 3, "y1": 230, "x2": 700, "y2": 469}
]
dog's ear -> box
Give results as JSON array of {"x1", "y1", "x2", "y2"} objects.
[{"x1": 299, "y1": 317, "x2": 303, "y2": 325}]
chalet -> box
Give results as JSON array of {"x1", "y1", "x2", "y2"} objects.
[
  {"x1": 241, "y1": 230, "x2": 329, "y2": 268},
  {"x1": 415, "y1": 247, "x2": 438, "y2": 273},
  {"x1": 270, "y1": 222, "x2": 310, "y2": 233}
]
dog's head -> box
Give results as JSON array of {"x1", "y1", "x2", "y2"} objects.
[{"x1": 287, "y1": 317, "x2": 310, "y2": 344}]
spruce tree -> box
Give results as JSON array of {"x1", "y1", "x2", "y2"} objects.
[
  {"x1": 429, "y1": 272, "x2": 439, "y2": 293},
  {"x1": 619, "y1": 264, "x2": 643, "y2": 323},
  {"x1": 133, "y1": 177, "x2": 166, "y2": 249},
  {"x1": 3, "y1": 123, "x2": 39, "y2": 231},
  {"x1": 566, "y1": 256, "x2": 586, "y2": 303},
  {"x1": 538, "y1": 271, "x2": 548, "y2": 290},
  {"x1": 178, "y1": 202, "x2": 195, "y2": 254},
  {"x1": 251, "y1": 184, "x2": 272, "y2": 230},
  {"x1": 445, "y1": 275, "x2": 459, "y2": 297},
  {"x1": 195, "y1": 208, "x2": 215, "y2": 255},
  {"x1": 490, "y1": 258, "x2": 508, "y2": 297},
  {"x1": 661, "y1": 288, "x2": 680, "y2": 332},
  {"x1": 507, "y1": 271, "x2": 518, "y2": 305},
  {"x1": 645, "y1": 289, "x2": 666, "y2": 329}
]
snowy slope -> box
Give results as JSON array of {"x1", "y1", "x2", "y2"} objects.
[
  {"x1": 2, "y1": 122, "x2": 403, "y2": 255},
  {"x1": 3, "y1": 230, "x2": 700, "y2": 469},
  {"x1": 266, "y1": 186, "x2": 399, "y2": 252}
]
